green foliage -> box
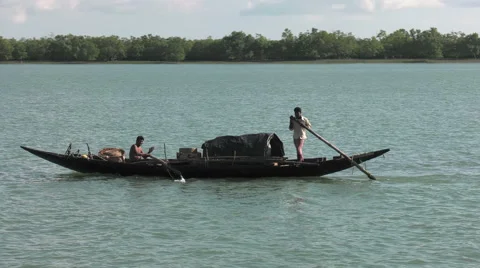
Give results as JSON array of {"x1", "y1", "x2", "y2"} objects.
[
  {"x1": 0, "y1": 37, "x2": 14, "y2": 60},
  {"x1": 1, "y1": 28, "x2": 480, "y2": 62},
  {"x1": 12, "y1": 40, "x2": 28, "y2": 60},
  {"x1": 356, "y1": 37, "x2": 384, "y2": 59},
  {"x1": 164, "y1": 37, "x2": 189, "y2": 61},
  {"x1": 24, "y1": 38, "x2": 50, "y2": 61},
  {"x1": 92, "y1": 35, "x2": 125, "y2": 61}
]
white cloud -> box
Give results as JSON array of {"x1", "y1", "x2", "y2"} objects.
[
  {"x1": 380, "y1": 0, "x2": 444, "y2": 9},
  {"x1": 69, "y1": 0, "x2": 78, "y2": 8},
  {"x1": 35, "y1": 0, "x2": 56, "y2": 10},
  {"x1": 449, "y1": 0, "x2": 480, "y2": 7},
  {"x1": 240, "y1": 0, "x2": 472, "y2": 16},
  {"x1": 2, "y1": 0, "x2": 480, "y2": 25},
  {"x1": 0, "y1": 0, "x2": 204, "y2": 23},
  {"x1": 359, "y1": 0, "x2": 375, "y2": 12},
  {"x1": 12, "y1": 6, "x2": 27, "y2": 23}
]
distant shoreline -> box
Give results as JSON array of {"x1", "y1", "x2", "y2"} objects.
[{"x1": 2, "y1": 59, "x2": 480, "y2": 64}]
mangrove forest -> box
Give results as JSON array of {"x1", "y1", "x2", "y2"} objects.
[{"x1": 0, "y1": 27, "x2": 480, "y2": 62}]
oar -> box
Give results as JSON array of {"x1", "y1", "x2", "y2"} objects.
[
  {"x1": 149, "y1": 154, "x2": 186, "y2": 182},
  {"x1": 143, "y1": 146, "x2": 185, "y2": 182},
  {"x1": 290, "y1": 116, "x2": 378, "y2": 180}
]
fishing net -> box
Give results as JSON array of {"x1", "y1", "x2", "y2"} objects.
[{"x1": 98, "y1": 148, "x2": 126, "y2": 162}]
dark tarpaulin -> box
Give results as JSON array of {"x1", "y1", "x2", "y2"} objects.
[{"x1": 201, "y1": 133, "x2": 285, "y2": 158}]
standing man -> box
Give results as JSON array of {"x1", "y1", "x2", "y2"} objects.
[
  {"x1": 129, "y1": 135, "x2": 152, "y2": 161},
  {"x1": 289, "y1": 107, "x2": 312, "y2": 162}
]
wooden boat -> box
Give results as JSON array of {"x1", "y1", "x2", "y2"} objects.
[{"x1": 21, "y1": 133, "x2": 389, "y2": 180}]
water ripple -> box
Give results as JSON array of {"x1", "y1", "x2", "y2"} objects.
[{"x1": 1, "y1": 64, "x2": 480, "y2": 267}]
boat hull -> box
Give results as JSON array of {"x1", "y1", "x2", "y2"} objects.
[{"x1": 20, "y1": 146, "x2": 389, "y2": 179}]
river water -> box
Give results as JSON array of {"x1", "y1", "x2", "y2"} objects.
[{"x1": 1, "y1": 63, "x2": 479, "y2": 267}]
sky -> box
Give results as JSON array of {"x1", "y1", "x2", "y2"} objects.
[{"x1": 1, "y1": 0, "x2": 480, "y2": 40}]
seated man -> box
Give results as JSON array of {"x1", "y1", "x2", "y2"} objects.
[{"x1": 129, "y1": 136, "x2": 153, "y2": 161}]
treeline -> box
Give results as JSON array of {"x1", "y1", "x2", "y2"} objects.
[{"x1": 1, "y1": 27, "x2": 480, "y2": 62}]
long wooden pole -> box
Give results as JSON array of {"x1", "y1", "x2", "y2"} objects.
[
  {"x1": 149, "y1": 154, "x2": 185, "y2": 181},
  {"x1": 290, "y1": 116, "x2": 377, "y2": 180}
]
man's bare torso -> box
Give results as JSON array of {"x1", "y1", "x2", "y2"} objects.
[{"x1": 129, "y1": 144, "x2": 144, "y2": 160}]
